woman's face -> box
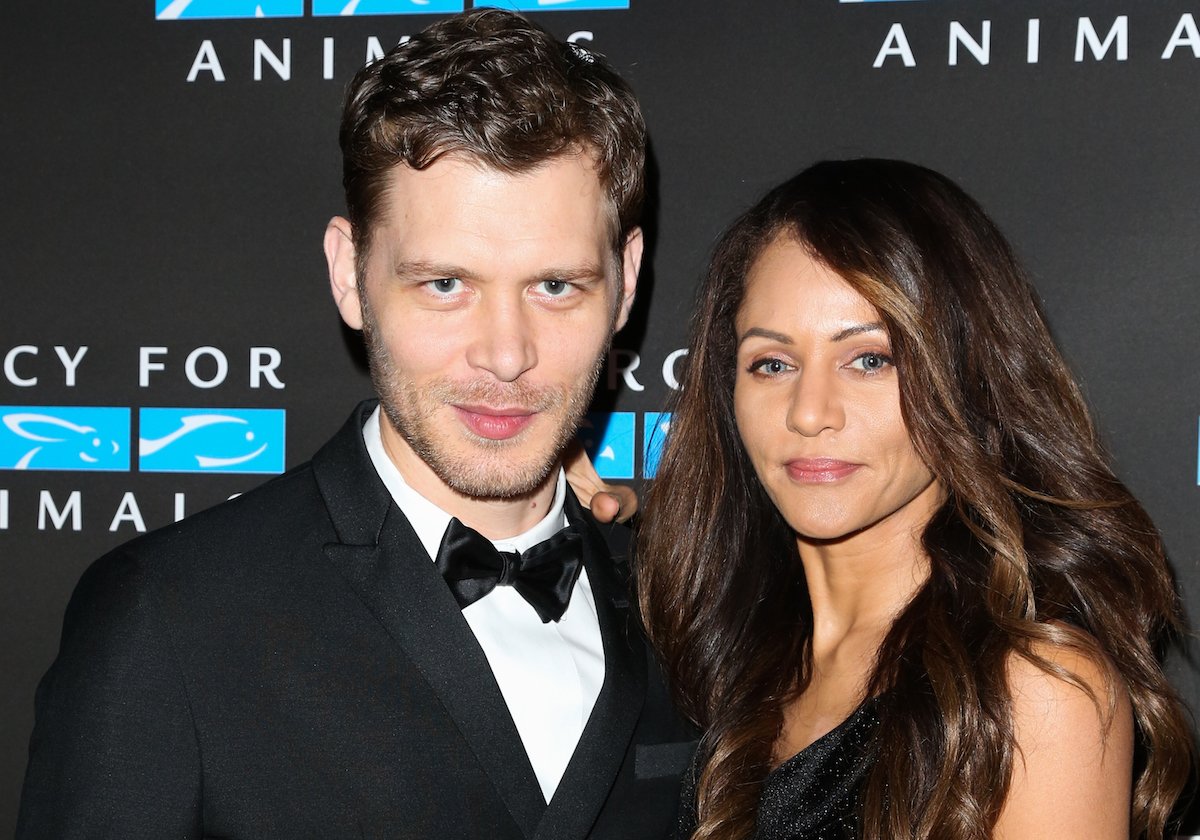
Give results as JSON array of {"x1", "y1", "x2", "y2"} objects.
[{"x1": 733, "y1": 236, "x2": 942, "y2": 546}]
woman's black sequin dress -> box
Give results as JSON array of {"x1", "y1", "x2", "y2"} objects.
[{"x1": 676, "y1": 700, "x2": 878, "y2": 840}]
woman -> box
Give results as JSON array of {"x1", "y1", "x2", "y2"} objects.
[{"x1": 637, "y1": 159, "x2": 1192, "y2": 839}]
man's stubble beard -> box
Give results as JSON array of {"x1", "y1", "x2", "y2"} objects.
[{"x1": 361, "y1": 300, "x2": 606, "y2": 501}]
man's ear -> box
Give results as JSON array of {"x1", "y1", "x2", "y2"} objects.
[
  {"x1": 324, "y1": 217, "x2": 363, "y2": 330},
  {"x1": 615, "y1": 226, "x2": 643, "y2": 331}
]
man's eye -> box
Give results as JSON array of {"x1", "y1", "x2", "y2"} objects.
[
  {"x1": 428, "y1": 278, "x2": 462, "y2": 294},
  {"x1": 538, "y1": 279, "x2": 572, "y2": 297}
]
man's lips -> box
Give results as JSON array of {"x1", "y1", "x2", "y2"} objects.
[
  {"x1": 785, "y1": 458, "x2": 862, "y2": 483},
  {"x1": 452, "y1": 405, "x2": 536, "y2": 440}
]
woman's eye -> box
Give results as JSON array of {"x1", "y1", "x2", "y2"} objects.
[
  {"x1": 849, "y1": 352, "x2": 893, "y2": 373},
  {"x1": 748, "y1": 358, "x2": 793, "y2": 375},
  {"x1": 539, "y1": 279, "x2": 572, "y2": 296},
  {"x1": 428, "y1": 277, "x2": 462, "y2": 295}
]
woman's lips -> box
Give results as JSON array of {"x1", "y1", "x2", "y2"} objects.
[
  {"x1": 785, "y1": 458, "x2": 862, "y2": 483},
  {"x1": 453, "y1": 405, "x2": 535, "y2": 440}
]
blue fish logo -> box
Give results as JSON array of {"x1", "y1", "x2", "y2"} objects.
[
  {"x1": 312, "y1": 0, "x2": 464, "y2": 15},
  {"x1": 485, "y1": 0, "x2": 630, "y2": 9},
  {"x1": 642, "y1": 412, "x2": 671, "y2": 479},
  {"x1": 578, "y1": 412, "x2": 635, "y2": 480},
  {"x1": 155, "y1": 0, "x2": 303, "y2": 20},
  {"x1": 0, "y1": 407, "x2": 130, "y2": 471},
  {"x1": 139, "y1": 408, "x2": 286, "y2": 474}
]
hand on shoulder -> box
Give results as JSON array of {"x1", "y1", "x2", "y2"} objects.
[{"x1": 563, "y1": 440, "x2": 638, "y2": 524}]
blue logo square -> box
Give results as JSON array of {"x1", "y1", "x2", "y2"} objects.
[
  {"x1": 139, "y1": 408, "x2": 286, "y2": 474},
  {"x1": 156, "y1": 0, "x2": 303, "y2": 20},
  {"x1": 642, "y1": 412, "x2": 671, "y2": 479},
  {"x1": 578, "y1": 412, "x2": 635, "y2": 480},
  {"x1": 481, "y1": 0, "x2": 630, "y2": 10},
  {"x1": 312, "y1": 0, "x2": 465, "y2": 16},
  {"x1": 0, "y1": 407, "x2": 131, "y2": 471}
]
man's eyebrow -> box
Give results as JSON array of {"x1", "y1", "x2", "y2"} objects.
[
  {"x1": 390, "y1": 260, "x2": 610, "y2": 284},
  {"x1": 829, "y1": 321, "x2": 887, "y2": 343},
  {"x1": 530, "y1": 264, "x2": 609, "y2": 284},
  {"x1": 390, "y1": 260, "x2": 476, "y2": 281}
]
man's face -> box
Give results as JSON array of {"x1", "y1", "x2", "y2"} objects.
[{"x1": 327, "y1": 153, "x2": 640, "y2": 503}]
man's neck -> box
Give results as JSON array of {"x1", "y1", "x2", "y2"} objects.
[{"x1": 378, "y1": 413, "x2": 558, "y2": 541}]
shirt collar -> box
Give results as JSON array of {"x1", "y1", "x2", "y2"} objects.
[{"x1": 362, "y1": 404, "x2": 568, "y2": 561}]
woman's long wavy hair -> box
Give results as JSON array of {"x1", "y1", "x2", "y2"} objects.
[{"x1": 637, "y1": 159, "x2": 1192, "y2": 840}]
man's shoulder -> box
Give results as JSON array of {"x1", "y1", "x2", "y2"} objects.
[
  {"x1": 587, "y1": 515, "x2": 632, "y2": 568},
  {"x1": 568, "y1": 488, "x2": 633, "y2": 582},
  {"x1": 137, "y1": 460, "x2": 323, "y2": 555},
  {"x1": 85, "y1": 459, "x2": 329, "y2": 594}
]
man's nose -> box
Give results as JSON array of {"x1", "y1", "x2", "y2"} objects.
[{"x1": 464, "y1": 295, "x2": 537, "y2": 383}]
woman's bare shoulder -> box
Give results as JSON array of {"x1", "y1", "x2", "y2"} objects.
[{"x1": 994, "y1": 638, "x2": 1133, "y2": 840}]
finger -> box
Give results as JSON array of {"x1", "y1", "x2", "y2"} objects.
[
  {"x1": 606, "y1": 486, "x2": 638, "y2": 523},
  {"x1": 590, "y1": 491, "x2": 622, "y2": 524}
]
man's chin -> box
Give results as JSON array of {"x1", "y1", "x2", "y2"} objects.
[
  {"x1": 440, "y1": 464, "x2": 558, "y2": 502},
  {"x1": 432, "y1": 441, "x2": 563, "y2": 501}
]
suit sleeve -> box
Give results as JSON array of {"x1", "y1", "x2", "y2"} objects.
[{"x1": 16, "y1": 549, "x2": 203, "y2": 840}]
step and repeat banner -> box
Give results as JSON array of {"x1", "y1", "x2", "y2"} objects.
[{"x1": 3, "y1": 0, "x2": 1199, "y2": 833}]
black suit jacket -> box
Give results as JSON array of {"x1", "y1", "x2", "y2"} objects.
[{"x1": 18, "y1": 401, "x2": 695, "y2": 840}]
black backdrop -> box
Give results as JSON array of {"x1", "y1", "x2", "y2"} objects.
[{"x1": 3, "y1": 0, "x2": 1199, "y2": 834}]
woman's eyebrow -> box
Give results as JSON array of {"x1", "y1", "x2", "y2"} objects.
[
  {"x1": 737, "y1": 327, "x2": 792, "y2": 346},
  {"x1": 829, "y1": 321, "x2": 886, "y2": 343}
]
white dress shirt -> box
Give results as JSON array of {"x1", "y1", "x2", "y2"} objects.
[{"x1": 362, "y1": 406, "x2": 605, "y2": 802}]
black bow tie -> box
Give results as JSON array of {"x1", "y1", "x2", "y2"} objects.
[{"x1": 434, "y1": 518, "x2": 584, "y2": 623}]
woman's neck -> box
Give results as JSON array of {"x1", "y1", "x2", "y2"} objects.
[{"x1": 798, "y1": 481, "x2": 941, "y2": 654}]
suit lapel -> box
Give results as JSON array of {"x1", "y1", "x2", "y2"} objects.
[
  {"x1": 534, "y1": 492, "x2": 647, "y2": 840},
  {"x1": 314, "y1": 402, "x2": 546, "y2": 837}
]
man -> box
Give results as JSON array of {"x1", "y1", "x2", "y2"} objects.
[{"x1": 17, "y1": 10, "x2": 693, "y2": 839}]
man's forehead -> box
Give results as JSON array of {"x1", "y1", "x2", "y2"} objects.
[{"x1": 369, "y1": 150, "x2": 620, "y2": 245}]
